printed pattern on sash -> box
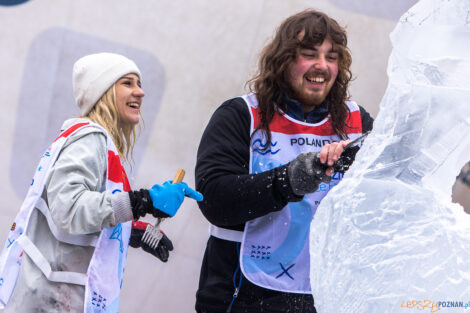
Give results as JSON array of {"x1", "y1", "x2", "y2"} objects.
[
  {"x1": 239, "y1": 93, "x2": 362, "y2": 293},
  {"x1": 84, "y1": 148, "x2": 131, "y2": 313},
  {"x1": 0, "y1": 121, "x2": 131, "y2": 313}
]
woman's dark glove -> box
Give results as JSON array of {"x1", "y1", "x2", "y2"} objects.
[{"x1": 129, "y1": 221, "x2": 174, "y2": 262}]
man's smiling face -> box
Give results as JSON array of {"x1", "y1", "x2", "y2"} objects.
[{"x1": 286, "y1": 39, "x2": 339, "y2": 112}]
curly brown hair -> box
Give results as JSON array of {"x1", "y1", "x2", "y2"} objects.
[{"x1": 248, "y1": 9, "x2": 353, "y2": 147}]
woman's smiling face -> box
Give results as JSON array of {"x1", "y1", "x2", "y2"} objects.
[{"x1": 115, "y1": 73, "x2": 145, "y2": 127}]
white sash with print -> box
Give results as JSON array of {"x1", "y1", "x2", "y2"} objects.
[{"x1": 0, "y1": 121, "x2": 131, "y2": 312}]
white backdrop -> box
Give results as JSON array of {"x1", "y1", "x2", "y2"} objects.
[{"x1": 3, "y1": 0, "x2": 468, "y2": 312}]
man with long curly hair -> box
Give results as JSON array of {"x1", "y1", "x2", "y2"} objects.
[{"x1": 195, "y1": 9, "x2": 374, "y2": 313}]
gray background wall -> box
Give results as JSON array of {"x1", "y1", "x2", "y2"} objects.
[{"x1": 1, "y1": 0, "x2": 468, "y2": 312}]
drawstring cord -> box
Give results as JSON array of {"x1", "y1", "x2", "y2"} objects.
[{"x1": 226, "y1": 242, "x2": 243, "y2": 313}]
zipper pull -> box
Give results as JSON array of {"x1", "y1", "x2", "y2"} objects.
[{"x1": 226, "y1": 288, "x2": 239, "y2": 313}]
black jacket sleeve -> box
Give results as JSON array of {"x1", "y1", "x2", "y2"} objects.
[
  {"x1": 359, "y1": 105, "x2": 374, "y2": 133},
  {"x1": 195, "y1": 98, "x2": 302, "y2": 230}
]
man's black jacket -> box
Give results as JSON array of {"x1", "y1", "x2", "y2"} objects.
[{"x1": 195, "y1": 97, "x2": 374, "y2": 313}]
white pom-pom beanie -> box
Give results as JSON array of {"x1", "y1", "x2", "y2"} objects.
[{"x1": 73, "y1": 52, "x2": 142, "y2": 115}]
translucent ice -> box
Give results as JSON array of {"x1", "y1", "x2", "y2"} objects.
[{"x1": 309, "y1": 0, "x2": 470, "y2": 312}]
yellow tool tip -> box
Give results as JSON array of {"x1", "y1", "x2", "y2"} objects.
[{"x1": 173, "y1": 169, "x2": 185, "y2": 183}]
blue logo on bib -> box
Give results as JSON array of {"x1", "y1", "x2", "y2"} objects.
[
  {"x1": 109, "y1": 224, "x2": 123, "y2": 253},
  {"x1": 0, "y1": 0, "x2": 30, "y2": 6},
  {"x1": 252, "y1": 138, "x2": 280, "y2": 155}
]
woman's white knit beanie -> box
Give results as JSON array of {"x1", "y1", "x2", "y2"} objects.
[{"x1": 73, "y1": 52, "x2": 141, "y2": 115}]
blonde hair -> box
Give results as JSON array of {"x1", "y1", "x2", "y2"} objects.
[{"x1": 81, "y1": 85, "x2": 139, "y2": 163}]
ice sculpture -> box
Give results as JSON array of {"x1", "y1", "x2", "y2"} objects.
[{"x1": 309, "y1": 0, "x2": 470, "y2": 312}]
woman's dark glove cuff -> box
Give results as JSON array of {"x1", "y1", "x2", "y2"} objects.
[{"x1": 128, "y1": 189, "x2": 170, "y2": 220}]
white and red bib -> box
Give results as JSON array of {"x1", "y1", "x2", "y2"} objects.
[
  {"x1": 240, "y1": 93, "x2": 363, "y2": 293},
  {"x1": 0, "y1": 121, "x2": 132, "y2": 312}
]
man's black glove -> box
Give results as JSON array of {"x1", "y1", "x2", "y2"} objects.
[
  {"x1": 129, "y1": 221, "x2": 174, "y2": 262},
  {"x1": 287, "y1": 133, "x2": 369, "y2": 195},
  {"x1": 332, "y1": 145, "x2": 360, "y2": 173},
  {"x1": 287, "y1": 152, "x2": 332, "y2": 196}
]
